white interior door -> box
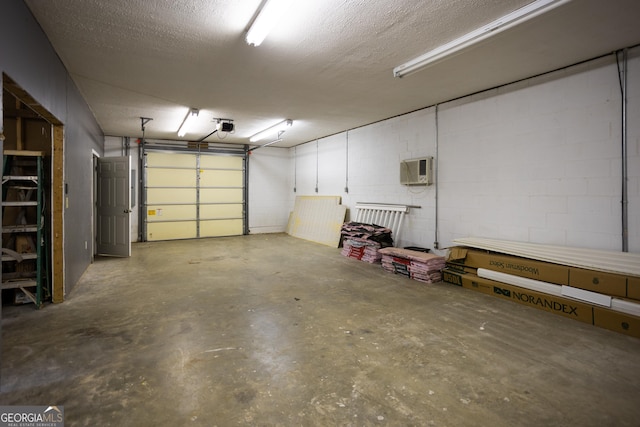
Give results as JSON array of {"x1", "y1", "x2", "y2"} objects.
[{"x1": 97, "y1": 156, "x2": 131, "y2": 256}]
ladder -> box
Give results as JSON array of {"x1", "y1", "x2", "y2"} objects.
[{"x1": 1, "y1": 150, "x2": 50, "y2": 308}]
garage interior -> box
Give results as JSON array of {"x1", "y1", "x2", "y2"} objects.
[{"x1": 1, "y1": 0, "x2": 640, "y2": 425}]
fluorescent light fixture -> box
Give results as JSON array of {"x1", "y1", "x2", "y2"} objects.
[
  {"x1": 177, "y1": 108, "x2": 199, "y2": 137},
  {"x1": 246, "y1": 0, "x2": 294, "y2": 46},
  {"x1": 249, "y1": 119, "x2": 292, "y2": 142},
  {"x1": 393, "y1": 0, "x2": 571, "y2": 78}
]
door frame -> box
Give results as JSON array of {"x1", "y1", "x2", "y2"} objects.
[
  {"x1": 92, "y1": 149, "x2": 99, "y2": 260},
  {"x1": 96, "y1": 155, "x2": 131, "y2": 257}
]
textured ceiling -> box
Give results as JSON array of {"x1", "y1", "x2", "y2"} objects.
[{"x1": 23, "y1": 0, "x2": 640, "y2": 147}]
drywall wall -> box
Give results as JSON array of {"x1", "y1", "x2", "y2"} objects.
[
  {"x1": 291, "y1": 48, "x2": 640, "y2": 253},
  {"x1": 0, "y1": 0, "x2": 104, "y2": 294},
  {"x1": 248, "y1": 147, "x2": 291, "y2": 234},
  {"x1": 104, "y1": 137, "x2": 291, "y2": 238}
]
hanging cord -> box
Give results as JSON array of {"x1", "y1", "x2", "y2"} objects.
[
  {"x1": 293, "y1": 146, "x2": 297, "y2": 192},
  {"x1": 434, "y1": 104, "x2": 439, "y2": 249},
  {"x1": 315, "y1": 140, "x2": 319, "y2": 193},
  {"x1": 615, "y1": 49, "x2": 629, "y2": 252},
  {"x1": 345, "y1": 131, "x2": 349, "y2": 193}
]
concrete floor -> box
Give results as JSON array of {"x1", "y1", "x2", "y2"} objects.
[{"x1": 1, "y1": 233, "x2": 639, "y2": 426}]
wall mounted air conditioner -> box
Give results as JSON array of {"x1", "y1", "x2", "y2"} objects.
[{"x1": 400, "y1": 157, "x2": 433, "y2": 185}]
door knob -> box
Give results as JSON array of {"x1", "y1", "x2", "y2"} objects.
[{"x1": 124, "y1": 209, "x2": 132, "y2": 213}]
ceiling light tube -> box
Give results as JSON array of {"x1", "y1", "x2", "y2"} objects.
[
  {"x1": 177, "y1": 108, "x2": 199, "y2": 137},
  {"x1": 249, "y1": 119, "x2": 292, "y2": 142},
  {"x1": 246, "y1": 0, "x2": 294, "y2": 47},
  {"x1": 393, "y1": 0, "x2": 571, "y2": 78}
]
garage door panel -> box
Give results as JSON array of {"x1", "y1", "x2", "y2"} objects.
[
  {"x1": 147, "y1": 188, "x2": 197, "y2": 204},
  {"x1": 147, "y1": 221, "x2": 197, "y2": 241},
  {"x1": 200, "y1": 155, "x2": 243, "y2": 169},
  {"x1": 147, "y1": 152, "x2": 197, "y2": 168},
  {"x1": 199, "y1": 170, "x2": 243, "y2": 187},
  {"x1": 147, "y1": 168, "x2": 196, "y2": 187},
  {"x1": 200, "y1": 188, "x2": 243, "y2": 203},
  {"x1": 200, "y1": 204, "x2": 243, "y2": 219},
  {"x1": 147, "y1": 205, "x2": 197, "y2": 221},
  {"x1": 145, "y1": 151, "x2": 245, "y2": 240},
  {"x1": 200, "y1": 219, "x2": 243, "y2": 237}
]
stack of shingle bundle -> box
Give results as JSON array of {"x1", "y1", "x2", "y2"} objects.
[
  {"x1": 340, "y1": 222, "x2": 393, "y2": 263},
  {"x1": 379, "y1": 247, "x2": 446, "y2": 283},
  {"x1": 341, "y1": 222, "x2": 393, "y2": 247},
  {"x1": 341, "y1": 239, "x2": 382, "y2": 263}
]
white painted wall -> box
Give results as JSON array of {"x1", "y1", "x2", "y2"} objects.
[
  {"x1": 289, "y1": 49, "x2": 640, "y2": 253},
  {"x1": 103, "y1": 48, "x2": 639, "y2": 254},
  {"x1": 290, "y1": 109, "x2": 438, "y2": 249},
  {"x1": 248, "y1": 147, "x2": 291, "y2": 234},
  {"x1": 627, "y1": 49, "x2": 640, "y2": 253},
  {"x1": 438, "y1": 56, "x2": 623, "y2": 249}
]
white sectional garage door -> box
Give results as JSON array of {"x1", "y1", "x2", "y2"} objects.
[{"x1": 144, "y1": 151, "x2": 244, "y2": 241}]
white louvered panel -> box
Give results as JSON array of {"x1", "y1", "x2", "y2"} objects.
[{"x1": 354, "y1": 203, "x2": 410, "y2": 244}]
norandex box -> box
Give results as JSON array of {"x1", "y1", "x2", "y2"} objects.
[
  {"x1": 442, "y1": 268, "x2": 594, "y2": 325},
  {"x1": 592, "y1": 306, "x2": 640, "y2": 339}
]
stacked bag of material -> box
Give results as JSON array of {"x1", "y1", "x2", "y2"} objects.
[
  {"x1": 340, "y1": 222, "x2": 393, "y2": 263},
  {"x1": 341, "y1": 222, "x2": 393, "y2": 247},
  {"x1": 341, "y1": 239, "x2": 382, "y2": 263},
  {"x1": 379, "y1": 247, "x2": 446, "y2": 283}
]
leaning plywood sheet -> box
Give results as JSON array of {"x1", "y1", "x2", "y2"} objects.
[
  {"x1": 287, "y1": 196, "x2": 346, "y2": 247},
  {"x1": 453, "y1": 237, "x2": 640, "y2": 278}
]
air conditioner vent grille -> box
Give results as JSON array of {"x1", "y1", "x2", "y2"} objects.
[{"x1": 400, "y1": 157, "x2": 433, "y2": 185}]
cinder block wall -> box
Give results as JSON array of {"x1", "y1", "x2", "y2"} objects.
[
  {"x1": 290, "y1": 109, "x2": 437, "y2": 249},
  {"x1": 286, "y1": 48, "x2": 640, "y2": 252}
]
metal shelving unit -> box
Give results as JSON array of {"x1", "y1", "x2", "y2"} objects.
[{"x1": 1, "y1": 150, "x2": 49, "y2": 308}]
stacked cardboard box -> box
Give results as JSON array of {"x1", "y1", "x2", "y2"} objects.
[{"x1": 444, "y1": 247, "x2": 640, "y2": 338}]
